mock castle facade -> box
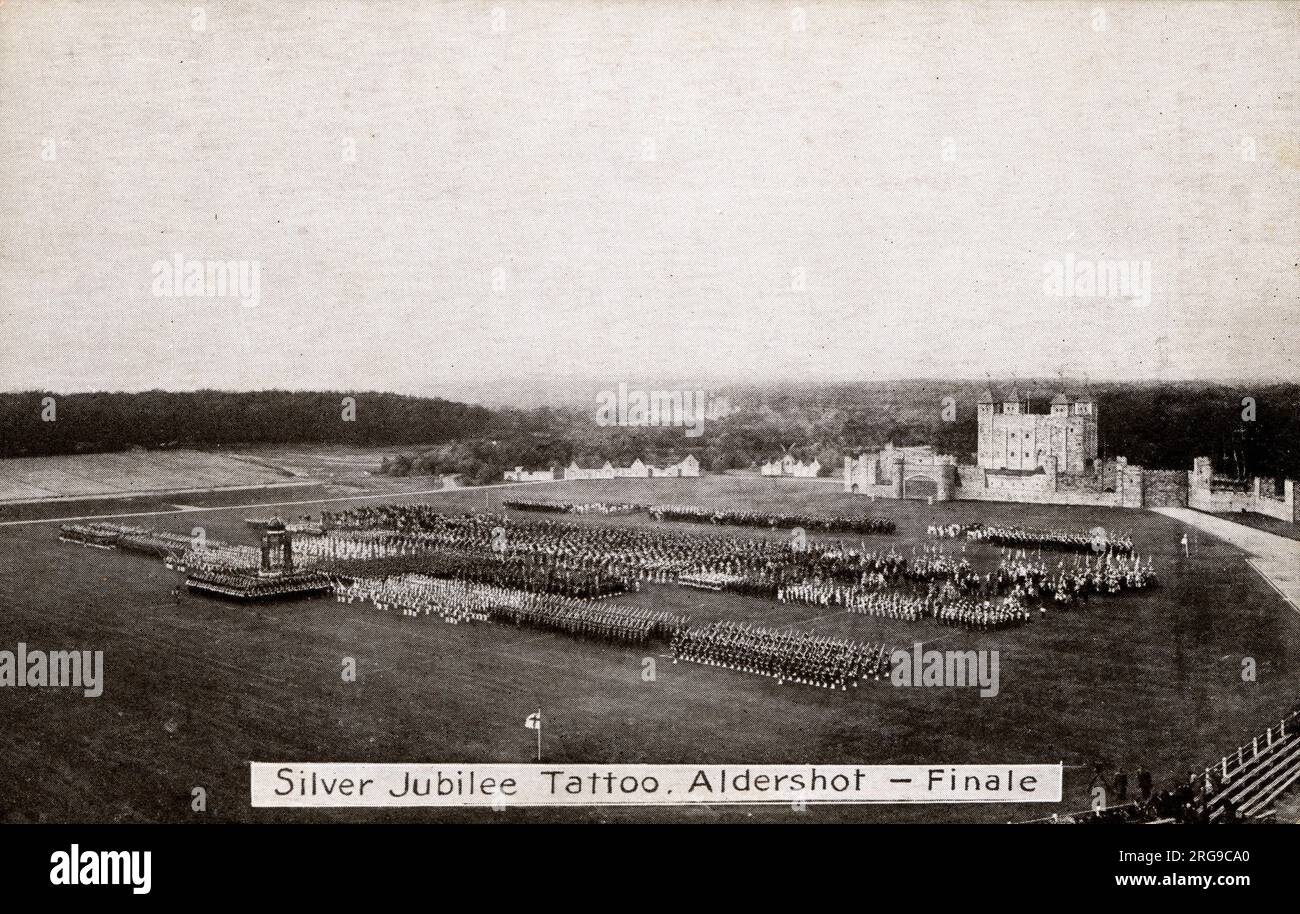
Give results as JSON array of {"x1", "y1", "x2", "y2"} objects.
[
  {"x1": 847, "y1": 389, "x2": 1170, "y2": 510},
  {"x1": 976, "y1": 389, "x2": 1097, "y2": 474},
  {"x1": 843, "y1": 443, "x2": 958, "y2": 501},
  {"x1": 843, "y1": 388, "x2": 1297, "y2": 521}
]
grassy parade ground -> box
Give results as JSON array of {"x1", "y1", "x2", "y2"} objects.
[{"x1": 2, "y1": 474, "x2": 1297, "y2": 823}]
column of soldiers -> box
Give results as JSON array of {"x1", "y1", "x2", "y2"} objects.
[
  {"x1": 926, "y1": 522, "x2": 983, "y2": 539},
  {"x1": 648, "y1": 504, "x2": 896, "y2": 534},
  {"x1": 186, "y1": 568, "x2": 328, "y2": 600},
  {"x1": 335, "y1": 574, "x2": 490, "y2": 624},
  {"x1": 931, "y1": 594, "x2": 1031, "y2": 630},
  {"x1": 294, "y1": 529, "x2": 428, "y2": 564},
  {"x1": 503, "y1": 500, "x2": 644, "y2": 515},
  {"x1": 318, "y1": 544, "x2": 633, "y2": 600},
  {"x1": 779, "y1": 581, "x2": 1033, "y2": 629},
  {"x1": 334, "y1": 573, "x2": 686, "y2": 646},
  {"x1": 965, "y1": 523, "x2": 1135, "y2": 556},
  {"x1": 670, "y1": 620, "x2": 893, "y2": 690},
  {"x1": 182, "y1": 542, "x2": 266, "y2": 572},
  {"x1": 842, "y1": 590, "x2": 929, "y2": 622}
]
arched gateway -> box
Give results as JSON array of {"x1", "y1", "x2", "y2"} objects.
[{"x1": 903, "y1": 476, "x2": 939, "y2": 500}]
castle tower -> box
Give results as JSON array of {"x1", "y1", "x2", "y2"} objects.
[
  {"x1": 977, "y1": 389, "x2": 996, "y2": 469},
  {"x1": 1002, "y1": 387, "x2": 1026, "y2": 416},
  {"x1": 1072, "y1": 393, "x2": 1099, "y2": 469},
  {"x1": 935, "y1": 464, "x2": 954, "y2": 501},
  {"x1": 1193, "y1": 456, "x2": 1214, "y2": 482}
]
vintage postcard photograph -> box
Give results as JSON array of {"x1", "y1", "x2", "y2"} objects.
[{"x1": 0, "y1": 0, "x2": 1296, "y2": 897}]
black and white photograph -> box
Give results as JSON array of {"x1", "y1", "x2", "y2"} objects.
[{"x1": 0, "y1": 0, "x2": 1296, "y2": 896}]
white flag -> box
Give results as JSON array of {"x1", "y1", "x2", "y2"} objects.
[{"x1": 525, "y1": 712, "x2": 541, "y2": 730}]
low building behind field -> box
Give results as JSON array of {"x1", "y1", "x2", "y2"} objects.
[
  {"x1": 649, "y1": 455, "x2": 700, "y2": 478},
  {"x1": 506, "y1": 455, "x2": 700, "y2": 482},
  {"x1": 502, "y1": 466, "x2": 561, "y2": 482},
  {"x1": 760, "y1": 455, "x2": 822, "y2": 478}
]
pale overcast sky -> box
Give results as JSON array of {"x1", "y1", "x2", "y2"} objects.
[{"x1": 1, "y1": 0, "x2": 1296, "y2": 401}]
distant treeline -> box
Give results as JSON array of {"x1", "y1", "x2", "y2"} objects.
[
  {"x1": 0, "y1": 391, "x2": 494, "y2": 458},
  {"x1": 2, "y1": 382, "x2": 1297, "y2": 483},
  {"x1": 1088, "y1": 383, "x2": 1297, "y2": 480}
]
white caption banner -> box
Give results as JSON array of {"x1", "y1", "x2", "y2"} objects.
[{"x1": 252, "y1": 763, "x2": 1062, "y2": 807}]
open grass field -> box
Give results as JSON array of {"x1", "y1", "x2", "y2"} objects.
[
  {"x1": 227, "y1": 445, "x2": 438, "y2": 483},
  {"x1": 1, "y1": 474, "x2": 1298, "y2": 823},
  {"x1": 0, "y1": 450, "x2": 303, "y2": 503}
]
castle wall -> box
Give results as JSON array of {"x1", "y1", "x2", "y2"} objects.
[
  {"x1": 952, "y1": 462, "x2": 1177, "y2": 509},
  {"x1": 1142, "y1": 469, "x2": 1189, "y2": 508},
  {"x1": 846, "y1": 449, "x2": 1292, "y2": 522},
  {"x1": 1183, "y1": 458, "x2": 1297, "y2": 523},
  {"x1": 953, "y1": 462, "x2": 1132, "y2": 507},
  {"x1": 1119, "y1": 462, "x2": 1144, "y2": 509},
  {"x1": 1248, "y1": 480, "x2": 1297, "y2": 522},
  {"x1": 1188, "y1": 480, "x2": 1253, "y2": 513}
]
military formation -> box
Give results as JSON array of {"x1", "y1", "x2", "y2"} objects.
[
  {"x1": 671, "y1": 621, "x2": 893, "y2": 690},
  {"x1": 183, "y1": 542, "x2": 269, "y2": 572},
  {"x1": 504, "y1": 499, "x2": 643, "y2": 515},
  {"x1": 678, "y1": 571, "x2": 746, "y2": 591},
  {"x1": 963, "y1": 523, "x2": 1135, "y2": 556},
  {"x1": 334, "y1": 574, "x2": 685, "y2": 644},
  {"x1": 62, "y1": 497, "x2": 1163, "y2": 694},
  {"x1": 988, "y1": 551, "x2": 1157, "y2": 604},
  {"x1": 335, "y1": 574, "x2": 491, "y2": 624},
  {"x1": 60, "y1": 521, "x2": 270, "y2": 570},
  {"x1": 779, "y1": 582, "x2": 1034, "y2": 629},
  {"x1": 240, "y1": 506, "x2": 1159, "y2": 631},
  {"x1": 648, "y1": 503, "x2": 895, "y2": 534},
  {"x1": 927, "y1": 522, "x2": 983, "y2": 539},
  {"x1": 931, "y1": 594, "x2": 1032, "y2": 630},
  {"x1": 185, "y1": 567, "x2": 331, "y2": 600},
  {"x1": 781, "y1": 584, "x2": 927, "y2": 621}
]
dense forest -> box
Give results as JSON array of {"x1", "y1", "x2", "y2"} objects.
[
  {"x1": 0, "y1": 391, "x2": 493, "y2": 457},
  {"x1": 1, "y1": 382, "x2": 1296, "y2": 486}
]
